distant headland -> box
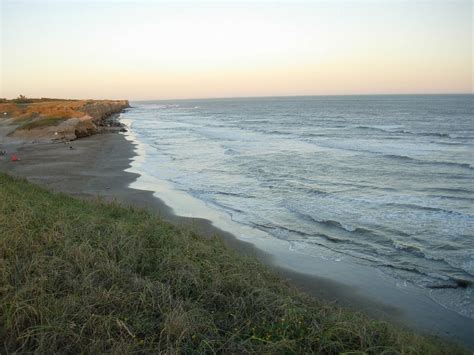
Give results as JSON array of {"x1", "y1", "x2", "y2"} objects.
[{"x1": 0, "y1": 96, "x2": 130, "y2": 141}]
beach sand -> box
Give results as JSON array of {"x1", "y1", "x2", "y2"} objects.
[
  {"x1": 1, "y1": 121, "x2": 473, "y2": 347},
  {"x1": 0, "y1": 129, "x2": 386, "y2": 306}
]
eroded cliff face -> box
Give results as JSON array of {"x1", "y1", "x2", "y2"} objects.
[
  {"x1": 0, "y1": 99, "x2": 130, "y2": 141},
  {"x1": 78, "y1": 100, "x2": 130, "y2": 122}
]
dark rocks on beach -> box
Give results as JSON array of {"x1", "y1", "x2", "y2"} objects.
[
  {"x1": 425, "y1": 278, "x2": 472, "y2": 289},
  {"x1": 100, "y1": 117, "x2": 123, "y2": 128},
  {"x1": 99, "y1": 113, "x2": 128, "y2": 134}
]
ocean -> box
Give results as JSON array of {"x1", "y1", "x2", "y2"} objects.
[{"x1": 121, "y1": 94, "x2": 473, "y2": 320}]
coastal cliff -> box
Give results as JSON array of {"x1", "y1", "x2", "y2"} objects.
[{"x1": 0, "y1": 99, "x2": 130, "y2": 141}]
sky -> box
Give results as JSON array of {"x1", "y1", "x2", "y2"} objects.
[{"x1": 0, "y1": 0, "x2": 472, "y2": 100}]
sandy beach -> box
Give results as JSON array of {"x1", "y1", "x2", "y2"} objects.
[{"x1": 1, "y1": 116, "x2": 473, "y2": 348}]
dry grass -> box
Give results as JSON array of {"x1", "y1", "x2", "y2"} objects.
[
  {"x1": 0, "y1": 100, "x2": 82, "y2": 120},
  {"x1": 0, "y1": 173, "x2": 466, "y2": 354},
  {"x1": 0, "y1": 99, "x2": 129, "y2": 124}
]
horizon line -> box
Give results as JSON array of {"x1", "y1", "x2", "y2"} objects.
[{"x1": 131, "y1": 92, "x2": 474, "y2": 102}]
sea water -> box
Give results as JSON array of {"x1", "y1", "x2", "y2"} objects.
[{"x1": 121, "y1": 95, "x2": 473, "y2": 319}]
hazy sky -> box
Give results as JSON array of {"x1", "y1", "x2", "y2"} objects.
[{"x1": 1, "y1": 0, "x2": 472, "y2": 100}]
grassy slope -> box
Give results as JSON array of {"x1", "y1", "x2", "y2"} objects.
[
  {"x1": 18, "y1": 117, "x2": 68, "y2": 130},
  {"x1": 0, "y1": 173, "x2": 465, "y2": 354}
]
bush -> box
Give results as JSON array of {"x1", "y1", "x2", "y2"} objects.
[{"x1": 12, "y1": 94, "x2": 34, "y2": 104}]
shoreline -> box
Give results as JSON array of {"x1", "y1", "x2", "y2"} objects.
[{"x1": 1, "y1": 118, "x2": 473, "y2": 348}]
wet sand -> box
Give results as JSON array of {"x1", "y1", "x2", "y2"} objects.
[{"x1": 1, "y1": 126, "x2": 473, "y2": 348}]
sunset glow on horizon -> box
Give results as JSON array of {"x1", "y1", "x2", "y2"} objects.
[{"x1": 1, "y1": 0, "x2": 472, "y2": 100}]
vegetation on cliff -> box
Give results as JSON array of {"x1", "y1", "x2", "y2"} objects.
[
  {"x1": 0, "y1": 173, "x2": 465, "y2": 354},
  {"x1": 17, "y1": 117, "x2": 68, "y2": 130}
]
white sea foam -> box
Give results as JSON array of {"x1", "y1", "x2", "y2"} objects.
[{"x1": 120, "y1": 95, "x2": 474, "y2": 320}]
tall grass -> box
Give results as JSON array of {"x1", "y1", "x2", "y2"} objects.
[{"x1": 0, "y1": 173, "x2": 465, "y2": 353}]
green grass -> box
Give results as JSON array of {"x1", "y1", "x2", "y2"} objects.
[
  {"x1": 0, "y1": 173, "x2": 466, "y2": 353},
  {"x1": 18, "y1": 117, "x2": 67, "y2": 130}
]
